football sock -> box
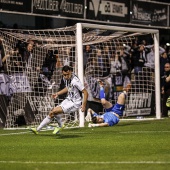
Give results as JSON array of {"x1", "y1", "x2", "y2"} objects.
[
  {"x1": 99, "y1": 87, "x2": 105, "y2": 99},
  {"x1": 37, "y1": 115, "x2": 52, "y2": 131},
  {"x1": 55, "y1": 114, "x2": 63, "y2": 127}
]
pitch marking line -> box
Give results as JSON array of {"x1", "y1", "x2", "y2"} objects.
[
  {"x1": 0, "y1": 131, "x2": 91, "y2": 136},
  {"x1": 0, "y1": 130, "x2": 170, "y2": 136},
  {"x1": 120, "y1": 131, "x2": 170, "y2": 134},
  {"x1": 0, "y1": 161, "x2": 170, "y2": 164},
  {"x1": 0, "y1": 131, "x2": 31, "y2": 136}
]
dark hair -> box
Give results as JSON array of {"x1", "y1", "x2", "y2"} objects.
[
  {"x1": 92, "y1": 116, "x2": 97, "y2": 123},
  {"x1": 62, "y1": 65, "x2": 71, "y2": 72}
]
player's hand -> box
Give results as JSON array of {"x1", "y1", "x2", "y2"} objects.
[
  {"x1": 88, "y1": 123, "x2": 92, "y2": 127},
  {"x1": 85, "y1": 112, "x2": 92, "y2": 122},
  {"x1": 81, "y1": 104, "x2": 86, "y2": 112},
  {"x1": 97, "y1": 79, "x2": 104, "y2": 87},
  {"x1": 51, "y1": 93, "x2": 58, "y2": 99}
]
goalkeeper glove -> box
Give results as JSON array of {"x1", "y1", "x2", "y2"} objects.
[{"x1": 85, "y1": 112, "x2": 92, "y2": 122}]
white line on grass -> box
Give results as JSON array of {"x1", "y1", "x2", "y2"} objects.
[
  {"x1": 120, "y1": 131, "x2": 170, "y2": 134},
  {"x1": 0, "y1": 161, "x2": 170, "y2": 164},
  {"x1": 120, "y1": 118, "x2": 159, "y2": 121},
  {"x1": 0, "y1": 131, "x2": 91, "y2": 136},
  {"x1": 0, "y1": 131, "x2": 31, "y2": 136},
  {"x1": 0, "y1": 130, "x2": 170, "y2": 136}
]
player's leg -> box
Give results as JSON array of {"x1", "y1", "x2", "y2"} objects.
[
  {"x1": 30, "y1": 106, "x2": 63, "y2": 134},
  {"x1": 118, "y1": 77, "x2": 130, "y2": 103},
  {"x1": 98, "y1": 80, "x2": 112, "y2": 109},
  {"x1": 52, "y1": 99, "x2": 79, "y2": 134},
  {"x1": 116, "y1": 79, "x2": 131, "y2": 105},
  {"x1": 38, "y1": 106, "x2": 63, "y2": 130},
  {"x1": 54, "y1": 113, "x2": 63, "y2": 128}
]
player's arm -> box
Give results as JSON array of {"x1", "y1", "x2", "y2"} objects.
[
  {"x1": 98, "y1": 123, "x2": 109, "y2": 127},
  {"x1": 52, "y1": 87, "x2": 68, "y2": 99},
  {"x1": 81, "y1": 88, "x2": 88, "y2": 112},
  {"x1": 85, "y1": 108, "x2": 96, "y2": 122}
]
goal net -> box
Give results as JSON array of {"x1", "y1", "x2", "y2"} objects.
[
  {"x1": 0, "y1": 26, "x2": 80, "y2": 129},
  {"x1": 0, "y1": 23, "x2": 160, "y2": 129},
  {"x1": 77, "y1": 23, "x2": 160, "y2": 120}
]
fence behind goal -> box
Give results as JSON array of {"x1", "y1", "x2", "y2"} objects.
[{"x1": 0, "y1": 23, "x2": 161, "y2": 129}]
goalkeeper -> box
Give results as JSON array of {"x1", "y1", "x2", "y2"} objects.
[{"x1": 86, "y1": 80, "x2": 131, "y2": 127}]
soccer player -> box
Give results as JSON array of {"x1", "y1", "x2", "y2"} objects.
[
  {"x1": 86, "y1": 80, "x2": 131, "y2": 127},
  {"x1": 31, "y1": 65, "x2": 88, "y2": 134}
]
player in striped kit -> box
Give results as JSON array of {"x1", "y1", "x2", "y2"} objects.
[
  {"x1": 31, "y1": 65, "x2": 88, "y2": 134},
  {"x1": 86, "y1": 80, "x2": 131, "y2": 127}
]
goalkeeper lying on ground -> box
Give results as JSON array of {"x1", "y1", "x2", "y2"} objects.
[{"x1": 86, "y1": 80, "x2": 131, "y2": 127}]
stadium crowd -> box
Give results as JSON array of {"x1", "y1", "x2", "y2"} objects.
[{"x1": 0, "y1": 36, "x2": 170, "y2": 117}]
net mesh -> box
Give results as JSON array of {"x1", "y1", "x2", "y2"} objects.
[
  {"x1": 0, "y1": 26, "x2": 79, "y2": 128},
  {"x1": 0, "y1": 24, "x2": 156, "y2": 128}
]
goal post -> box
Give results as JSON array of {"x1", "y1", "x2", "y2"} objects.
[
  {"x1": 154, "y1": 32, "x2": 161, "y2": 119},
  {"x1": 76, "y1": 23, "x2": 85, "y2": 127},
  {"x1": 0, "y1": 23, "x2": 161, "y2": 130}
]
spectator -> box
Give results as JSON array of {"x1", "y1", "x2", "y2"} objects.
[
  {"x1": 167, "y1": 49, "x2": 170, "y2": 59},
  {"x1": 145, "y1": 44, "x2": 165, "y2": 70},
  {"x1": 9, "y1": 53, "x2": 23, "y2": 73},
  {"x1": 83, "y1": 45, "x2": 92, "y2": 71},
  {"x1": 103, "y1": 45, "x2": 111, "y2": 58},
  {"x1": 110, "y1": 52, "x2": 121, "y2": 75},
  {"x1": 143, "y1": 44, "x2": 165, "y2": 84},
  {"x1": 131, "y1": 44, "x2": 149, "y2": 75},
  {"x1": 160, "y1": 52, "x2": 170, "y2": 77},
  {"x1": 42, "y1": 50, "x2": 57, "y2": 80},
  {"x1": 0, "y1": 41, "x2": 3, "y2": 72},
  {"x1": 62, "y1": 47, "x2": 71, "y2": 66},
  {"x1": 109, "y1": 51, "x2": 126, "y2": 102},
  {"x1": 0, "y1": 40, "x2": 5, "y2": 72},
  {"x1": 161, "y1": 63, "x2": 170, "y2": 117},
  {"x1": 22, "y1": 42, "x2": 33, "y2": 70},
  {"x1": 131, "y1": 44, "x2": 150, "y2": 91},
  {"x1": 96, "y1": 48, "x2": 110, "y2": 77},
  {"x1": 119, "y1": 46, "x2": 132, "y2": 78},
  {"x1": 58, "y1": 47, "x2": 75, "y2": 71},
  {"x1": 103, "y1": 45, "x2": 111, "y2": 75},
  {"x1": 85, "y1": 48, "x2": 109, "y2": 77},
  {"x1": 85, "y1": 54, "x2": 97, "y2": 76}
]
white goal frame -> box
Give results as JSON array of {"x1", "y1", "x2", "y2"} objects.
[
  {"x1": 0, "y1": 23, "x2": 161, "y2": 129},
  {"x1": 76, "y1": 23, "x2": 161, "y2": 123}
]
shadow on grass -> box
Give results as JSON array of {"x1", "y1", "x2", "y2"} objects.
[
  {"x1": 56, "y1": 134, "x2": 83, "y2": 139},
  {"x1": 41, "y1": 133, "x2": 83, "y2": 139},
  {"x1": 118, "y1": 120, "x2": 153, "y2": 126}
]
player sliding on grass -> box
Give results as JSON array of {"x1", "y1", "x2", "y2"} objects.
[
  {"x1": 30, "y1": 65, "x2": 88, "y2": 134},
  {"x1": 86, "y1": 80, "x2": 131, "y2": 127}
]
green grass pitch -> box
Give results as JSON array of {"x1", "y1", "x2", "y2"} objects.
[{"x1": 0, "y1": 118, "x2": 170, "y2": 170}]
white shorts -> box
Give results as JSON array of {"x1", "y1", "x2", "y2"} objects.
[{"x1": 59, "y1": 98, "x2": 80, "y2": 114}]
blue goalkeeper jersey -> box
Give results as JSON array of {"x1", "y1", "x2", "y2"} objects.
[
  {"x1": 105, "y1": 103, "x2": 125, "y2": 116},
  {"x1": 102, "y1": 112, "x2": 119, "y2": 126},
  {"x1": 92, "y1": 112, "x2": 119, "y2": 126}
]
